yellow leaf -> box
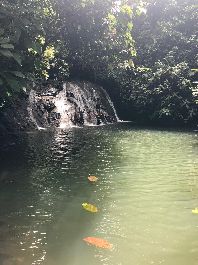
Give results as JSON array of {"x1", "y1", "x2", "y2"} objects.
[
  {"x1": 192, "y1": 208, "x2": 198, "y2": 214},
  {"x1": 82, "y1": 203, "x2": 98, "y2": 213},
  {"x1": 88, "y1": 175, "x2": 98, "y2": 182}
]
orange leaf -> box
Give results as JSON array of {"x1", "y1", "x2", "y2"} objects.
[
  {"x1": 83, "y1": 237, "x2": 112, "y2": 249},
  {"x1": 88, "y1": 176, "x2": 98, "y2": 182}
]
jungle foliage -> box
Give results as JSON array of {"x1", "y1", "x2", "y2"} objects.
[
  {"x1": 0, "y1": 0, "x2": 197, "y2": 126},
  {"x1": 107, "y1": 0, "x2": 198, "y2": 126}
]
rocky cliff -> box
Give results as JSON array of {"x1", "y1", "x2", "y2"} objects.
[{"x1": 0, "y1": 81, "x2": 119, "y2": 134}]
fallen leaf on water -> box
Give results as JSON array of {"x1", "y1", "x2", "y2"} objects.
[
  {"x1": 88, "y1": 176, "x2": 98, "y2": 182},
  {"x1": 192, "y1": 208, "x2": 198, "y2": 214},
  {"x1": 83, "y1": 237, "x2": 112, "y2": 249},
  {"x1": 82, "y1": 203, "x2": 98, "y2": 213}
]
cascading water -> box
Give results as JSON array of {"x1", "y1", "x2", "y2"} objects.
[
  {"x1": 30, "y1": 81, "x2": 120, "y2": 129},
  {"x1": 101, "y1": 88, "x2": 120, "y2": 122},
  {"x1": 54, "y1": 87, "x2": 73, "y2": 128}
]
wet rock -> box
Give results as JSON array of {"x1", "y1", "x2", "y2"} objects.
[
  {"x1": 0, "y1": 81, "x2": 119, "y2": 131},
  {"x1": 43, "y1": 100, "x2": 56, "y2": 112}
]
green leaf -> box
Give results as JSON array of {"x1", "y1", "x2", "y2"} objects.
[
  {"x1": 0, "y1": 78, "x2": 3, "y2": 85},
  {"x1": 6, "y1": 77, "x2": 21, "y2": 91},
  {"x1": 24, "y1": 38, "x2": 34, "y2": 49},
  {"x1": 22, "y1": 18, "x2": 31, "y2": 26},
  {"x1": 12, "y1": 53, "x2": 22, "y2": 65},
  {"x1": 0, "y1": 38, "x2": 10, "y2": 44},
  {"x1": 15, "y1": 72, "x2": 25, "y2": 78},
  {"x1": 0, "y1": 43, "x2": 14, "y2": 49},
  {"x1": 0, "y1": 49, "x2": 13, "y2": 57},
  {"x1": 31, "y1": 42, "x2": 42, "y2": 55},
  {"x1": 24, "y1": 39, "x2": 42, "y2": 54},
  {"x1": 0, "y1": 28, "x2": 4, "y2": 36},
  {"x1": 13, "y1": 29, "x2": 21, "y2": 43},
  {"x1": 10, "y1": 71, "x2": 25, "y2": 78},
  {"x1": 127, "y1": 22, "x2": 133, "y2": 31},
  {"x1": 34, "y1": 21, "x2": 42, "y2": 31}
]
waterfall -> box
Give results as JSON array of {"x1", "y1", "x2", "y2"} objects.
[
  {"x1": 29, "y1": 81, "x2": 119, "y2": 129},
  {"x1": 101, "y1": 88, "x2": 120, "y2": 122},
  {"x1": 54, "y1": 86, "x2": 72, "y2": 128}
]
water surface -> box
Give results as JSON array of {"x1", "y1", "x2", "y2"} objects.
[{"x1": 0, "y1": 124, "x2": 198, "y2": 265}]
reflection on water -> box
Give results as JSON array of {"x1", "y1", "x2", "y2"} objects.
[{"x1": 0, "y1": 124, "x2": 198, "y2": 265}]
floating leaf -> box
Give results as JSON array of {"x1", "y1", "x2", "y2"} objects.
[
  {"x1": 88, "y1": 175, "x2": 98, "y2": 182},
  {"x1": 83, "y1": 237, "x2": 112, "y2": 249},
  {"x1": 82, "y1": 203, "x2": 98, "y2": 213},
  {"x1": 192, "y1": 208, "x2": 198, "y2": 214}
]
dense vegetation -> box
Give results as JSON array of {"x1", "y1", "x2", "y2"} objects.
[
  {"x1": 0, "y1": 0, "x2": 197, "y2": 126},
  {"x1": 116, "y1": 0, "x2": 198, "y2": 126}
]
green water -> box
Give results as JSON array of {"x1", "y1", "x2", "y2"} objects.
[{"x1": 0, "y1": 123, "x2": 198, "y2": 265}]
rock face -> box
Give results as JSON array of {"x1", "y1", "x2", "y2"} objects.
[
  {"x1": 0, "y1": 81, "x2": 119, "y2": 134},
  {"x1": 29, "y1": 81, "x2": 119, "y2": 129},
  {"x1": 0, "y1": 94, "x2": 36, "y2": 135}
]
